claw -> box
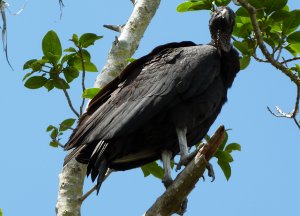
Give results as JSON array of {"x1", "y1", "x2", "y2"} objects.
[
  {"x1": 206, "y1": 162, "x2": 215, "y2": 182},
  {"x1": 177, "y1": 198, "x2": 188, "y2": 216}
]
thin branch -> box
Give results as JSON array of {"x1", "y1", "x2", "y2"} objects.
[
  {"x1": 61, "y1": 85, "x2": 80, "y2": 118},
  {"x1": 0, "y1": 1, "x2": 13, "y2": 70},
  {"x1": 237, "y1": 0, "x2": 300, "y2": 85},
  {"x1": 103, "y1": 24, "x2": 124, "y2": 33},
  {"x1": 145, "y1": 126, "x2": 225, "y2": 216},
  {"x1": 252, "y1": 53, "x2": 268, "y2": 62},
  {"x1": 78, "y1": 48, "x2": 86, "y2": 117},
  {"x1": 78, "y1": 169, "x2": 113, "y2": 203},
  {"x1": 280, "y1": 57, "x2": 300, "y2": 64},
  {"x1": 293, "y1": 118, "x2": 300, "y2": 130}
]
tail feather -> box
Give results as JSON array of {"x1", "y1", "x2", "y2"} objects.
[{"x1": 96, "y1": 159, "x2": 108, "y2": 194}]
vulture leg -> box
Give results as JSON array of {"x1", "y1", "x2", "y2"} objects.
[
  {"x1": 175, "y1": 127, "x2": 191, "y2": 171},
  {"x1": 162, "y1": 150, "x2": 188, "y2": 215},
  {"x1": 161, "y1": 150, "x2": 173, "y2": 188}
]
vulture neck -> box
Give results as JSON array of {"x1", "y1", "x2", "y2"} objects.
[{"x1": 210, "y1": 30, "x2": 232, "y2": 53}]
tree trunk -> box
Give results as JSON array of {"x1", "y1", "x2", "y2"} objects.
[{"x1": 56, "y1": 1, "x2": 161, "y2": 215}]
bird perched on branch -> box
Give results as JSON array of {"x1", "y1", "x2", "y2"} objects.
[{"x1": 64, "y1": 6, "x2": 240, "y2": 193}]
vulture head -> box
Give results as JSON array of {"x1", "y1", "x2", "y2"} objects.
[{"x1": 209, "y1": 6, "x2": 235, "y2": 52}]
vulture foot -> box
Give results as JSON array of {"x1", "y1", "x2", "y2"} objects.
[
  {"x1": 175, "y1": 150, "x2": 198, "y2": 171},
  {"x1": 177, "y1": 198, "x2": 188, "y2": 216},
  {"x1": 206, "y1": 162, "x2": 215, "y2": 182}
]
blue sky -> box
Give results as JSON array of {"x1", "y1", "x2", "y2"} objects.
[{"x1": 0, "y1": 0, "x2": 299, "y2": 215}]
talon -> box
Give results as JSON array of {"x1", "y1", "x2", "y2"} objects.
[
  {"x1": 206, "y1": 163, "x2": 215, "y2": 182},
  {"x1": 177, "y1": 198, "x2": 188, "y2": 215}
]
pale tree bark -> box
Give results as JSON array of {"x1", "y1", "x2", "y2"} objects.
[{"x1": 56, "y1": 0, "x2": 161, "y2": 215}]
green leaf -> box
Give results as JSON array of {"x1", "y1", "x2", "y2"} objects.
[
  {"x1": 64, "y1": 47, "x2": 77, "y2": 53},
  {"x1": 287, "y1": 31, "x2": 300, "y2": 44},
  {"x1": 285, "y1": 44, "x2": 300, "y2": 57},
  {"x1": 42, "y1": 30, "x2": 62, "y2": 64},
  {"x1": 215, "y1": 0, "x2": 230, "y2": 6},
  {"x1": 24, "y1": 76, "x2": 48, "y2": 89},
  {"x1": 214, "y1": 150, "x2": 233, "y2": 163},
  {"x1": 50, "y1": 128, "x2": 58, "y2": 139},
  {"x1": 0, "y1": 208, "x2": 2, "y2": 216},
  {"x1": 23, "y1": 59, "x2": 37, "y2": 70},
  {"x1": 80, "y1": 49, "x2": 91, "y2": 62},
  {"x1": 233, "y1": 41, "x2": 250, "y2": 55},
  {"x1": 225, "y1": 143, "x2": 241, "y2": 153},
  {"x1": 141, "y1": 166, "x2": 151, "y2": 177},
  {"x1": 79, "y1": 33, "x2": 103, "y2": 48},
  {"x1": 59, "y1": 118, "x2": 76, "y2": 131},
  {"x1": 247, "y1": 0, "x2": 264, "y2": 9},
  {"x1": 141, "y1": 161, "x2": 164, "y2": 179},
  {"x1": 239, "y1": 55, "x2": 251, "y2": 70},
  {"x1": 44, "y1": 80, "x2": 55, "y2": 91},
  {"x1": 74, "y1": 60, "x2": 98, "y2": 72},
  {"x1": 82, "y1": 87, "x2": 101, "y2": 99},
  {"x1": 22, "y1": 72, "x2": 34, "y2": 81},
  {"x1": 263, "y1": 0, "x2": 287, "y2": 14},
  {"x1": 283, "y1": 10, "x2": 300, "y2": 35},
  {"x1": 217, "y1": 160, "x2": 231, "y2": 180},
  {"x1": 71, "y1": 34, "x2": 79, "y2": 46},
  {"x1": 53, "y1": 78, "x2": 70, "y2": 89},
  {"x1": 46, "y1": 125, "x2": 56, "y2": 132},
  {"x1": 61, "y1": 53, "x2": 76, "y2": 64},
  {"x1": 50, "y1": 141, "x2": 59, "y2": 148},
  {"x1": 63, "y1": 67, "x2": 79, "y2": 83},
  {"x1": 177, "y1": 0, "x2": 212, "y2": 12}
]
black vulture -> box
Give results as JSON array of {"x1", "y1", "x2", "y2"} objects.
[{"x1": 64, "y1": 6, "x2": 240, "y2": 192}]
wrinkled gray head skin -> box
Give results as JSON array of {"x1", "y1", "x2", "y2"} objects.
[{"x1": 209, "y1": 6, "x2": 236, "y2": 52}]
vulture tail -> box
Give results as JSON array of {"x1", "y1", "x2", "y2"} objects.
[{"x1": 86, "y1": 141, "x2": 109, "y2": 194}]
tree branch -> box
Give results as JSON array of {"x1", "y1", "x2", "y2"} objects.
[
  {"x1": 237, "y1": 0, "x2": 300, "y2": 85},
  {"x1": 145, "y1": 126, "x2": 226, "y2": 216},
  {"x1": 61, "y1": 86, "x2": 80, "y2": 118},
  {"x1": 56, "y1": 1, "x2": 161, "y2": 215}
]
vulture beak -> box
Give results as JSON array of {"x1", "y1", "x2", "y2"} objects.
[{"x1": 221, "y1": 7, "x2": 229, "y2": 19}]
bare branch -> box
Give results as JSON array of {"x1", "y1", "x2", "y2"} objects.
[
  {"x1": 79, "y1": 169, "x2": 112, "y2": 203},
  {"x1": 0, "y1": 1, "x2": 13, "y2": 70},
  {"x1": 145, "y1": 126, "x2": 225, "y2": 216},
  {"x1": 61, "y1": 85, "x2": 80, "y2": 118},
  {"x1": 280, "y1": 57, "x2": 300, "y2": 64},
  {"x1": 103, "y1": 24, "x2": 124, "y2": 33},
  {"x1": 78, "y1": 48, "x2": 86, "y2": 117}
]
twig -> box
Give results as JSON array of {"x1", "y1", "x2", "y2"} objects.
[
  {"x1": 78, "y1": 169, "x2": 113, "y2": 203},
  {"x1": 61, "y1": 84, "x2": 80, "y2": 118},
  {"x1": 237, "y1": 0, "x2": 300, "y2": 85},
  {"x1": 103, "y1": 24, "x2": 124, "y2": 33},
  {"x1": 78, "y1": 48, "x2": 86, "y2": 116},
  {"x1": 280, "y1": 57, "x2": 300, "y2": 64},
  {"x1": 145, "y1": 126, "x2": 225, "y2": 216},
  {"x1": 252, "y1": 53, "x2": 268, "y2": 62},
  {"x1": 293, "y1": 118, "x2": 300, "y2": 130},
  {"x1": 0, "y1": 1, "x2": 13, "y2": 70},
  {"x1": 267, "y1": 85, "x2": 300, "y2": 129}
]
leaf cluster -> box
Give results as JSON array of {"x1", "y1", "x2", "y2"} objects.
[
  {"x1": 23, "y1": 30, "x2": 102, "y2": 91},
  {"x1": 177, "y1": 0, "x2": 300, "y2": 72},
  {"x1": 209, "y1": 131, "x2": 241, "y2": 180},
  {"x1": 46, "y1": 118, "x2": 76, "y2": 147}
]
